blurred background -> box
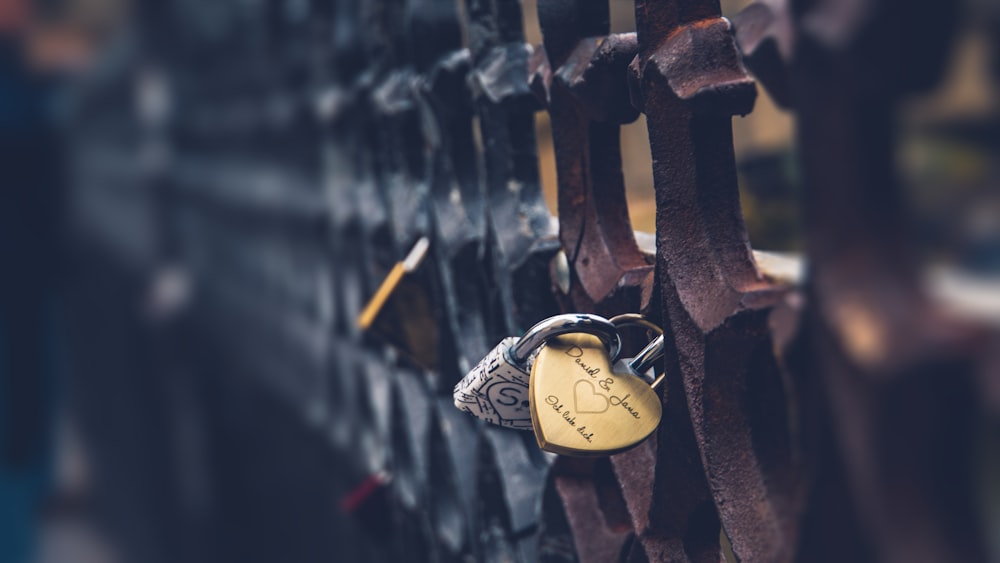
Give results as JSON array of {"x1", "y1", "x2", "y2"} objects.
[{"x1": 0, "y1": 0, "x2": 998, "y2": 561}]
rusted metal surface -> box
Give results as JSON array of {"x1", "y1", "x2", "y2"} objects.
[
  {"x1": 535, "y1": 3, "x2": 652, "y2": 315},
  {"x1": 67, "y1": 0, "x2": 998, "y2": 561},
  {"x1": 530, "y1": 2, "x2": 677, "y2": 561},
  {"x1": 628, "y1": 1, "x2": 802, "y2": 561},
  {"x1": 733, "y1": 1, "x2": 994, "y2": 561}
]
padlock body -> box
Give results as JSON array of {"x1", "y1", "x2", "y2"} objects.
[
  {"x1": 528, "y1": 334, "x2": 662, "y2": 456},
  {"x1": 453, "y1": 337, "x2": 532, "y2": 429}
]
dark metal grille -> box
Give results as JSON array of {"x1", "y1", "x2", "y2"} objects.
[{"x1": 67, "y1": 0, "x2": 999, "y2": 561}]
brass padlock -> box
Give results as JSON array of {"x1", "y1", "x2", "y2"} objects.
[{"x1": 528, "y1": 331, "x2": 665, "y2": 457}]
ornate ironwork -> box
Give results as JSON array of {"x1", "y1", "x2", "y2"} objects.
[{"x1": 67, "y1": 0, "x2": 997, "y2": 561}]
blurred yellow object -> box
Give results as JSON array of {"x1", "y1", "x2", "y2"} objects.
[
  {"x1": 356, "y1": 237, "x2": 430, "y2": 331},
  {"x1": 356, "y1": 262, "x2": 405, "y2": 331}
]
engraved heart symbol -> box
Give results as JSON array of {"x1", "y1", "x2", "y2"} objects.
[
  {"x1": 573, "y1": 380, "x2": 609, "y2": 413},
  {"x1": 529, "y1": 333, "x2": 663, "y2": 457}
]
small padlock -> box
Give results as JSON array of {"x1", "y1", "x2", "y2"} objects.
[
  {"x1": 606, "y1": 313, "x2": 665, "y2": 386},
  {"x1": 453, "y1": 314, "x2": 622, "y2": 429},
  {"x1": 612, "y1": 333, "x2": 666, "y2": 389}
]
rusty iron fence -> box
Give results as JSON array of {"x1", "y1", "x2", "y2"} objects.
[{"x1": 67, "y1": 0, "x2": 999, "y2": 561}]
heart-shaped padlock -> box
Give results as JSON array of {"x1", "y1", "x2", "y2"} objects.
[{"x1": 529, "y1": 333, "x2": 663, "y2": 456}]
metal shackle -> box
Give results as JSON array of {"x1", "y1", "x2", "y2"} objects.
[
  {"x1": 627, "y1": 334, "x2": 665, "y2": 377},
  {"x1": 508, "y1": 313, "x2": 623, "y2": 366},
  {"x1": 609, "y1": 313, "x2": 666, "y2": 388}
]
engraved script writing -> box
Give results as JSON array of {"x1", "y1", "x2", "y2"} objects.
[
  {"x1": 562, "y1": 349, "x2": 643, "y2": 420},
  {"x1": 545, "y1": 395, "x2": 595, "y2": 442}
]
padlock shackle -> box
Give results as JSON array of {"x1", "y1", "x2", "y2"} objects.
[
  {"x1": 509, "y1": 313, "x2": 622, "y2": 366},
  {"x1": 627, "y1": 333, "x2": 664, "y2": 377}
]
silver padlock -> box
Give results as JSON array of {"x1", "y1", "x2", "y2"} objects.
[
  {"x1": 453, "y1": 314, "x2": 622, "y2": 429},
  {"x1": 612, "y1": 333, "x2": 666, "y2": 389}
]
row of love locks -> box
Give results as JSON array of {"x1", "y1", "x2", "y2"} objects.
[{"x1": 70, "y1": 0, "x2": 999, "y2": 561}]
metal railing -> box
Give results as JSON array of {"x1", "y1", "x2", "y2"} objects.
[{"x1": 68, "y1": 0, "x2": 999, "y2": 561}]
